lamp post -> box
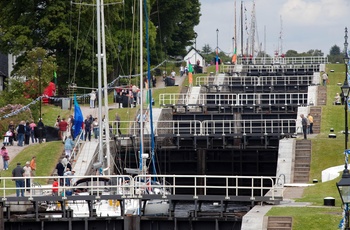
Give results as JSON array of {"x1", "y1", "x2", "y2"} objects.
[
  {"x1": 194, "y1": 32, "x2": 198, "y2": 73},
  {"x1": 343, "y1": 27, "x2": 349, "y2": 146},
  {"x1": 216, "y1": 28, "x2": 219, "y2": 74},
  {"x1": 164, "y1": 36, "x2": 167, "y2": 76},
  {"x1": 37, "y1": 58, "x2": 43, "y2": 120},
  {"x1": 338, "y1": 27, "x2": 350, "y2": 230},
  {"x1": 337, "y1": 168, "x2": 350, "y2": 230}
]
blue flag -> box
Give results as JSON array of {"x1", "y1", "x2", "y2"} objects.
[{"x1": 73, "y1": 95, "x2": 83, "y2": 139}]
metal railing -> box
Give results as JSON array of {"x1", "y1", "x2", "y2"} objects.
[
  {"x1": 159, "y1": 92, "x2": 308, "y2": 107},
  {"x1": 0, "y1": 174, "x2": 282, "y2": 201},
  {"x1": 196, "y1": 75, "x2": 314, "y2": 87},
  {"x1": 235, "y1": 56, "x2": 328, "y2": 65},
  {"x1": 107, "y1": 119, "x2": 297, "y2": 137},
  {"x1": 201, "y1": 119, "x2": 296, "y2": 136}
]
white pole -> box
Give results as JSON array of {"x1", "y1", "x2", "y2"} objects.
[{"x1": 101, "y1": 0, "x2": 111, "y2": 175}]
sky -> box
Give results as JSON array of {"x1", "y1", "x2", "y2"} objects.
[{"x1": 194, "y1": 0, "x2": 350, "y2": 56}]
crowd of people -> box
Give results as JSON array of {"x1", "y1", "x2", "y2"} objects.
[{"x1": 3, "y1": 119, "x2": 44, "y2": 147}]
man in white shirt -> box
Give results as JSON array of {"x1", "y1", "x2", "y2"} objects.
[{"x1": 23, "y1": 161, "x2": 32, "y2": 192}]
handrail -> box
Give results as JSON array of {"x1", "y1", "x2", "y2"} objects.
[
  {"x1": 196, "y1": 75, "x2": 315, "y2": 87},
  {"x1": 159, "y1": 92, "x2": 309, "y2": 107},
  {"x1": 0, "y1": 174, "x2": 281, "y2": 201},
  {"x1": 107, "y1": 119, "x2": 297, "y2": 137}
]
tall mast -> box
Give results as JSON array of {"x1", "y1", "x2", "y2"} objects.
[
  {"x1": 101, "y1": 0, "x2": 111, "y2": 175},
  {"x1": 234, "y1": 0, "x2": 237, "y2": 54},
  {"x1": 240, "y1": 1, "x2": 244, "y2": 57},
  {"x1": 279, "y1": 15, "x2": 283, "y2": 55},
  {"x1": 96, "y1": 0, "x2": 104, "y2": 164},
  {"x1": 250, "y1": 1, "x2": 256, "y2": 56},
  {"x1": 139, "y1": 0, "x2": 144, "y2": 172}
]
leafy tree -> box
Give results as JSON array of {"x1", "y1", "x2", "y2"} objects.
[
  {"x1": 202, "y1": 44, "x2": 212, "y2": 54},
  {"x1": 0, "y1": 0, "x2": 201, "y2": 94},
  {"x1": 329, "y1": 45, "x2": 341, "y2": 56},
  {"x1": 285, "y1": 50, "x2": 299, "y2": 57}
]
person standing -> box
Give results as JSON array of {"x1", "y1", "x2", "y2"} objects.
[
  {"x1": 29, "y1": 120, "x2": 37, "y2": 143},
  {"x1": 171, "y1": 70, "x2": 176, "y2": 78},
  {"x1": 55, "y1": 160, "x2": 65, "y2": 186},
  {"x1": 12, "y1": 163, "x2": 25, "y2": 197},
  {"x1": 52, "y1": 178, "x2": 59, "y2": 196},
  {"x1": 24, "y1": 121, "x2": 31, "y2": 145},
  {"x1": 16, "y1": 121, "x2": 25, "y2": 146},
  {"x1": 322, "y1": 71, "x2": 328, "y2": 86},
  {"x1": 37, "y1": 118, "x2": 45, "y2": 143},
  {"x1": 0, "y1": 146, "x2": 9, "y2": 170},
  {"x1": 8, "y1": 121, "x2": 16, "y2": 142},
  {"x1": 84, "y1": 116, "x2": 92, "y2": 141},
  {"x1": 92, "y1": 118, "x2": 99, "y2": 139},
  {"x1": 90, "y1": 90, "x2": 96, "y2": 108},
  {"x1": 23, "y1": 161, "x2": 32, "y2": 192},
  {"x1": 300, "y1": 114, "x2": 308, "y2": 140},
  {"x1": 308, "y1": 114, "x2": 314, "y2": 134},
  {"x1": 30, "y1": 156, "x2": 36, "y2": 176}
]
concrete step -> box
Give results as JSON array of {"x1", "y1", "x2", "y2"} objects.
[{"x1": 267, "y1": 216, "x2": 292, "y2": 230}]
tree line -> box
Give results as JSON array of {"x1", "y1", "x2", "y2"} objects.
[{"x1": 0, "y1": 0, "x2": 201, "y2": 102}]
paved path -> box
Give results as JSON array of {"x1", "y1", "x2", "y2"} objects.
[{"x1": 3, "y1": 73, "x2": 189, "y2": 168}]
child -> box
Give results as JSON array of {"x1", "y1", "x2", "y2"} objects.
[{"x1": 52, "y1": 178, "x2": 59, "y2": 196}]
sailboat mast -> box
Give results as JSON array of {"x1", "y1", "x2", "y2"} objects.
[
  {"x1": 96, "y1": 0, "x2": 104, "y2": 164},
  {"x1": 101, "y1": 0, "x2": 111, "y2": 175},
  {"x1": 240, "y1": 1, "x2": 243, "y2": 57},
  {"x1": 234, "y1": 0, "x2": 237, "y2": 53},
  {"x1": 139, "y1": 0, "x2": 144, "y2": 172}
]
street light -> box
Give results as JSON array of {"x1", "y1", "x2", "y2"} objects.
[
  {"x1": 164, "y1": 36, "x2": 167, "y2": 76},
  {"x1": 337, "y1": 165, "x2": 350, "y2": 230},
  {"x1": 338, "y1": 27, "x2": 350, "y2": 230},
  {"x1": 216, "y1": 28, "x2": 219, "y2": 74},
  {"x1": 194, "y1": 32, "x2": 198, "y2": 73},
  {"x1": 37, "y1": 58, "x2": 43, "y2": 120}
]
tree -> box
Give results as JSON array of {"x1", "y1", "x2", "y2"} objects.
[
  {"x1": 0, "y1": 0, "x2": 201, "y2": 94},
  {"x1": 329, "y1": 45, "x2": 341, "y2": 56},
  {"x1": 285, "y1": 50, "x2": 299, "y2": 57},
  {"x1": 202, "y1": 44, "x2": 212, "y2": 54},
  {"x1": 150, "y1": 0, "x2": 201, "y2": 58}
]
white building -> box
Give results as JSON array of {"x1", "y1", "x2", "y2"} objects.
[{"x1": 184, "y1": 47, "x2": 205, "y2": 67}]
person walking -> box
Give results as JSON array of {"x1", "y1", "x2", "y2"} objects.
[
  {"x1": 23, "y1": 161, "x2": 32, "y2": 192},
  {"x1": 300, "y1": 114, "x2": 308, "y2": 140},
  {"x1": 308, "y1": 114, "x2": 314, "y2": 134},
  {"x1": 0, "y1": 146, "x2": 9, "y2": 170},
  {"x1": 12, "y1": 163, "x2": 25, "y2": 197},
  {"x1": 322, "y1": 71, "x2": 328, "y2": 86},
  {"x1": 64, "y1": 136, "x2": 74, "y2": 158},
  {"x1": 58, "y1": 118, "x2": 68, "y2": 142}
]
